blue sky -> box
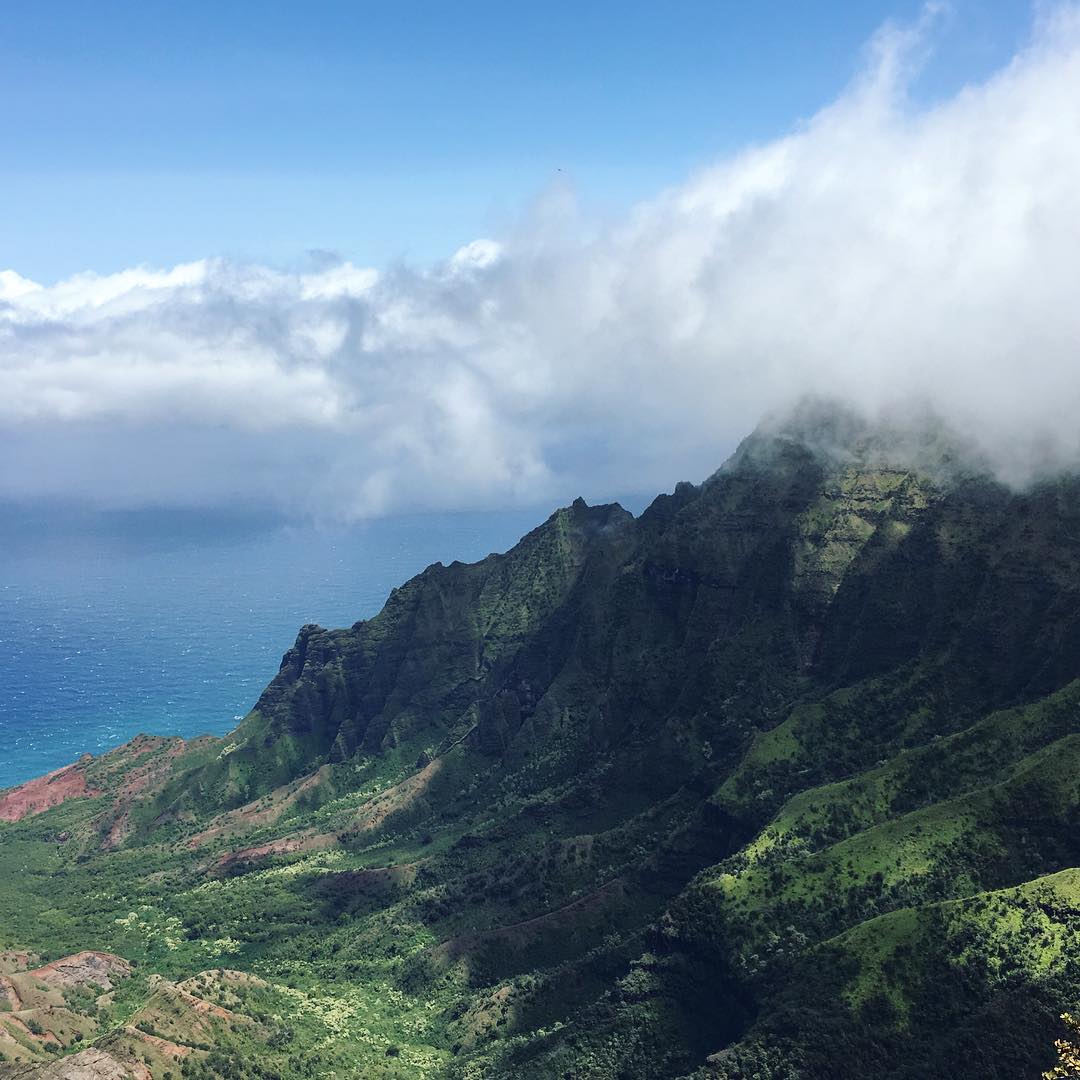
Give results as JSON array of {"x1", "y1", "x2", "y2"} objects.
[{"x1": 1, "y1": 0, "x2": 1032, "y2": 281}]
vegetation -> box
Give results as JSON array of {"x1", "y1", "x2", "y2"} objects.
[
  {"x1": 1045, "y1": 1012, "x2": 1080, "y2": 1079},
  {"x1": 2, "y1": 403, "x2": 1080, "y2": 1077}
]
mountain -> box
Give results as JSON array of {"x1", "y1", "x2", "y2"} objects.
[{"x1": 3, "y1": 401, "x2": 1080, "y2": 1079}]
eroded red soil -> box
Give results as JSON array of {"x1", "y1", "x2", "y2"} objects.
[{"x1": 0, "y1": 763, "x2": 101, "y2": 823}]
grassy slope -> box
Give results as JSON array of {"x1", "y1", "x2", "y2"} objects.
[{"x1": 4, "y1": 410, "x2": 1080, "y2": 1078}]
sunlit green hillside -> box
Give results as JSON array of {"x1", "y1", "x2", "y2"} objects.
[{"x1": 4, "y1": 404, "x2": 1080, "y2": 1079}]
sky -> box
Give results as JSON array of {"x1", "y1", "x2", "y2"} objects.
[
  {"x1": 2, "y1": 1, "x2": 1030, "y2": 280},
  {"x1": 3, "y1": 0, "x2": 1078, "y2": 517}
]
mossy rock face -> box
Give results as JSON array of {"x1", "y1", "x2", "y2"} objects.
[{"x1": 6, "y1": 404, "x2": 1080, "y2": 1079}]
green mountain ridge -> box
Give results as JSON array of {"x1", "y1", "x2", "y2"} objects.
[{"x1": 3, "y1": 402, "x2": 1080, "y2": 1078}]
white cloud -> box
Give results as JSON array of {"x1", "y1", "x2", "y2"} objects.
[{"x1": 4, "y1": 4, "x2": 1080, "y2": 515}]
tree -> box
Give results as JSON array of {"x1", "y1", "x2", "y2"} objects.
[{"x1": 1045, "y1": 1012, "x2": 1080, "y2": 1079}]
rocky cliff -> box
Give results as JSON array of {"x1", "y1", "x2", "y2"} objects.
[{"x1": 3, "y1": 403, "x2": 1080, "y2": 1078}]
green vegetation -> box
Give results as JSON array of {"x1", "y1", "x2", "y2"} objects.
[{"x1": 3, "y1": 403, "x2": 1080, "y2": 1077}]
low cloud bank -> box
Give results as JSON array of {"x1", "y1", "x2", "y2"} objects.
[{"x1": 4, "y1": 5, "x2": 1080, "y2": 515}]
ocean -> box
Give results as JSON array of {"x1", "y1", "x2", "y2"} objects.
[{"x1": 0, "y1": 499, "x2": 646, "y2": 790}]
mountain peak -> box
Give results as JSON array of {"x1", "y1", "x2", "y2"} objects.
[
  {"x1": 719, "y1": 395, "x2": 991, "y2": 485},
  {"x1": 6, "y1": 407, "x2": 1080, "y2": 1080}
]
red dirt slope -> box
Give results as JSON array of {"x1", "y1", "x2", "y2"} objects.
[{"x1": 0, "y1": 763, "x2": 101, "y2": 823}]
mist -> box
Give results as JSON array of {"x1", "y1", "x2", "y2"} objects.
[{"x1": 4, "y1": 3, "x2": 1080, "y2": 517}]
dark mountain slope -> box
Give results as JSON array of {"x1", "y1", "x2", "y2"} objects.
[{"x1": 3, "y1": 404, "x2": 1080, "y2": 1079}]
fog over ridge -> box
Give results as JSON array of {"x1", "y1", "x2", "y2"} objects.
[{"x1": 4, "y1": 3, "x2": 1080, "y2": 516}]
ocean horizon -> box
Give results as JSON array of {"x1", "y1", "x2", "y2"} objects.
[{"x1": 0, "y1": 496, "x2": 650, "y2": 790}]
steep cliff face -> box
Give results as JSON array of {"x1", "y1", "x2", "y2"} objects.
[
  {"x1": 152, "y1": 498, "x2": 637, "y2": 820},
  {"x1": 4, "y1": 405, "x2": 1080, "y2": 1080}
]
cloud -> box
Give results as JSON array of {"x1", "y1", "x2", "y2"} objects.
[{"x1": 4, "y1": 3, "x2": 1080, "y2": 516}]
